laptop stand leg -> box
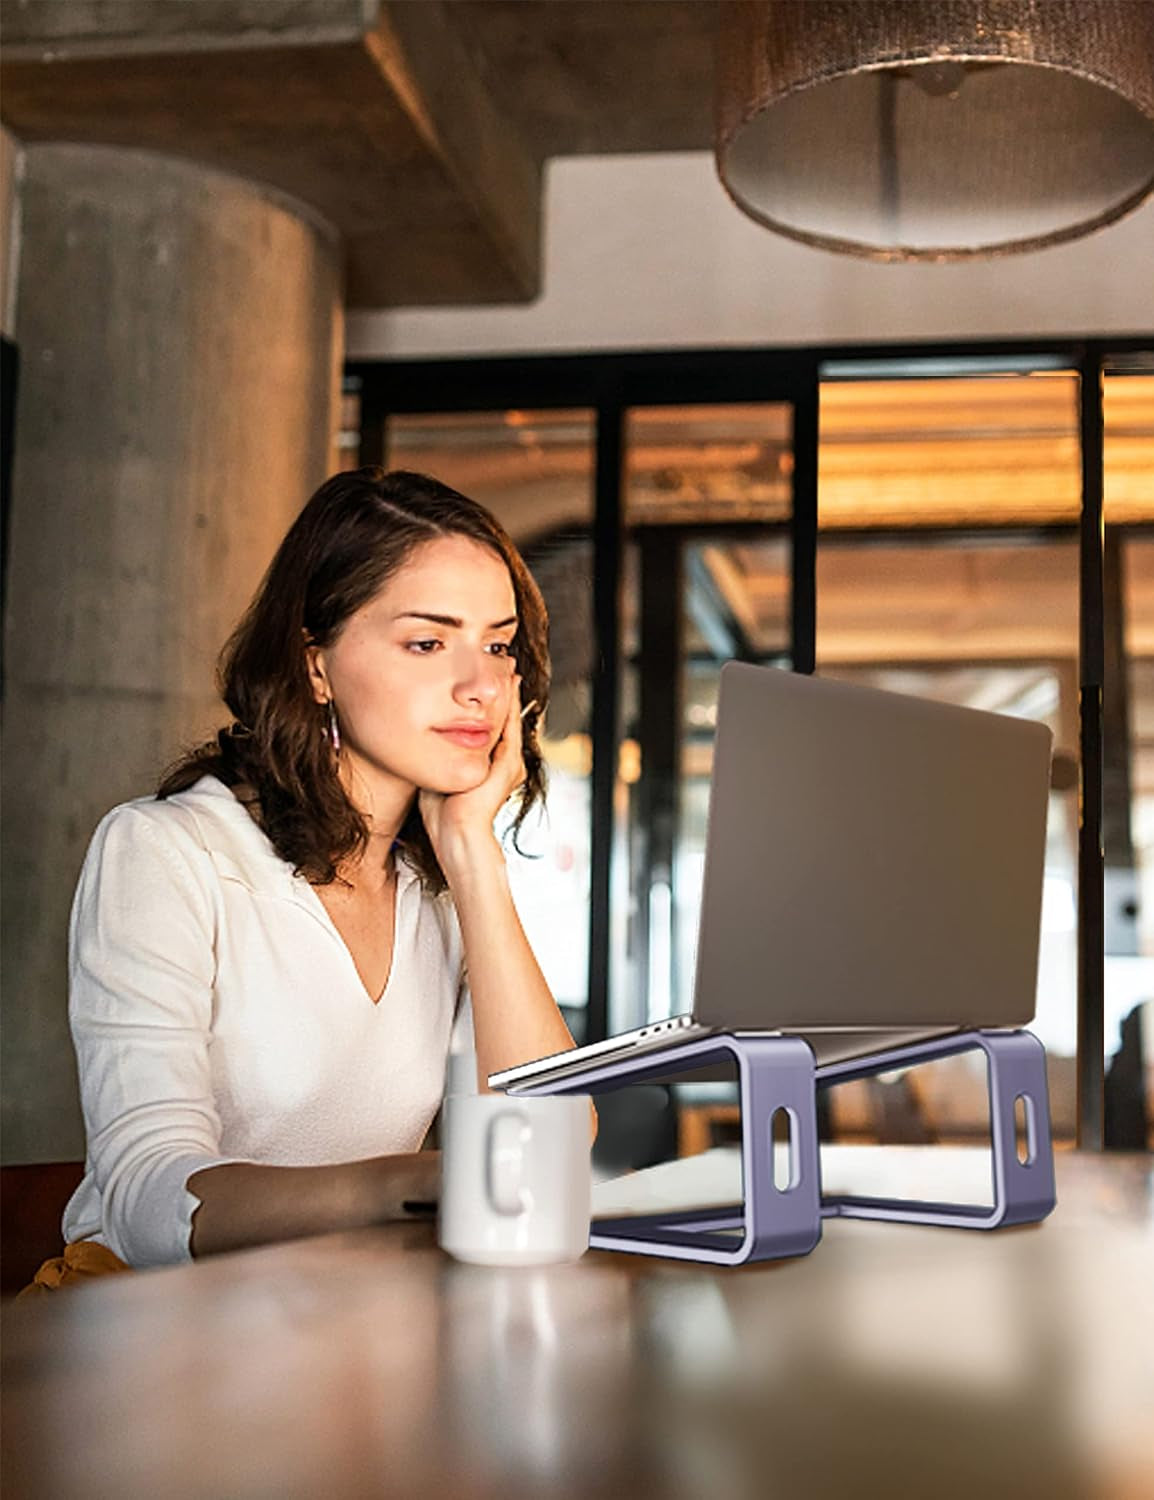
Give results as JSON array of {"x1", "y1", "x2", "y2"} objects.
[
  {"x1": 735, "y1": 1035, "x2": 823, "y2": 1261},
  {"x1": 816, "y1": 1029, "x2": 1056, "y2": 1229}
]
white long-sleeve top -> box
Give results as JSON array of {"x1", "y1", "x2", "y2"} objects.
[{"x1": 63, "y1": 775, "x2": 468, "y2": 1268}]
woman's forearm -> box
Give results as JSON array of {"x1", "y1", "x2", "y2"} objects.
[
  {"x1": 444, "y1": 834, "x2": 598, "y2": 1139},
  {"x1": 445, "y1": 839, "x2": 575, "y2": 1086},
  {"x1": 186, "y1": 1151, "x2": 441, "y2": 1259}
]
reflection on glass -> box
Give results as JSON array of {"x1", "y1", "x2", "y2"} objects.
[
  {"x1": 620, "y1": 405, "x2": 794, "y2": 1034},
  {"x1": 815, "y1": 542, "x2": 1080, "y2": 664},
  {"x1": 676, "y1": 543, "x2": 792, "y2": 1020},
  {"x1": 1112, "y1": 368, "x2": 1154, "y2": 1136},
  {"x1": 388, "y1": 408, "x2": 596, "y2": 545},
  {"x1": 387, "y1": 410, "x2": 596, "y2": 1024},
  {"x1": 819, "y1": 373, "x2": 1080, "y2": 528},
  {"x1": 685, "y1": 537, "x2": 790, "y2": 659},
  {"x1": 1122, "y1": 515, "x2": 1154, "y2": 1145},
  {"x1": 1104, "y1": 372, "x2": 1154, "y2": 524},
  {"x1": 1110, "y1": 364, "x2": 1154, "y2": 1147},
  {"x1": 816, "y1": 613, "x2": 1080, "y2": 1142},
  {"x1": 816, "y1": 371, "x2": 1081, "y2": 1142},
  {"x1": 625, "y1": 405, "x2": 792, "y2": 525},
  {"x1": 612, "y1": 547, "x2": 642, "y2": 1039}
]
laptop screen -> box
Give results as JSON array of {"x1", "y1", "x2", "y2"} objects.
[{"x1": 692, "y1": 664, "x2": 1053, "y2": 1032}]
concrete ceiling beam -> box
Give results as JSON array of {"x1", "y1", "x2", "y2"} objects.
[{"x1": 0, "y1": 0, "x2": 542, "y2": 307}]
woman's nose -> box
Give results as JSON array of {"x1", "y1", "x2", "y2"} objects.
[{"x1": 453, "y1": 648, "x2": 509, "y2": 704}]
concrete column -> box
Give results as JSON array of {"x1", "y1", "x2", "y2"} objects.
[{"x1": 2, "y1": 145, "x2": 343, "y2": 1162}]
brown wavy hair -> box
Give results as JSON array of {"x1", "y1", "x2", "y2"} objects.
[{"x1": 158, "y1": 468, "x2": 550, "y2": 892}]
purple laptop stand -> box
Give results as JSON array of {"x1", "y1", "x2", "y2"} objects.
[{"x1": 507, "y1": 1028, "x2": 1056, "y2": 1265}]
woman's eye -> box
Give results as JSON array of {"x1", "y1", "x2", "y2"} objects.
[
  {"x1": 407, "y1": 639, "x2": 442, "y2": 654},
  {"x1": 487, "y1": 641, "x2": 514, "y2": 657}
]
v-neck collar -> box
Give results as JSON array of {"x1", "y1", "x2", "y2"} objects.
[
  {"x1": 179, "y1": 776, "x2": 423, "y2": 999},
  {"x1": 297, "y1": 863, "x2": 417, "y2": 1007}
]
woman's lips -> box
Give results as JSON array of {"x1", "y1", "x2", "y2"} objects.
[{"x1": 434, "y1": 726, "x2": 492, "y2": 749}]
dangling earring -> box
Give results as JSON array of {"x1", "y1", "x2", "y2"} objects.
[{"x1": 326, "y1": 699, "x2": 341, "y2": 756}]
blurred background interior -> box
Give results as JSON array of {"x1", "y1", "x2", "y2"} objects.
[{"x1": 1, "y1": 2, "x2": 1151, "y2": 1237}]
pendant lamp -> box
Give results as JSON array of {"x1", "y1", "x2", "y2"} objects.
[{"x1": 716, "y1": 0, "x2": 1154, "y2": 259}]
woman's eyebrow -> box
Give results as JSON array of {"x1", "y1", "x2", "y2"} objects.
[{"x1": 393, "y1": 611, "x2": 518, "y2": 630}]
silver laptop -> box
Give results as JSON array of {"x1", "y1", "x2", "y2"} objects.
[{"x1": 490, "y1": 662, "x2": 1053, "y2": 1090}]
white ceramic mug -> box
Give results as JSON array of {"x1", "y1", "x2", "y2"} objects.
[{"x1": 439, "y1": 1093, "x2": 591, "y2": 1266}]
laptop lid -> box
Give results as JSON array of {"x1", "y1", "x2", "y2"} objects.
[{"x1": 692, "y1": 664, "x2": 1053, "y2": 1032}]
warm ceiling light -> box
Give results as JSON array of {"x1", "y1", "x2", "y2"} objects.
[{"x1": 716, "y1": 0, "x2": 1154, "y2": 259}]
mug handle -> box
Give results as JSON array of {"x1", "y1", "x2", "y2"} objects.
[{"x1": 486, "y1": 1111, "x2": 531, "y2": 1216}]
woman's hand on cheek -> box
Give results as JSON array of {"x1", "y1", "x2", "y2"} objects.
[{"x1": 419, "y1": 676, "x2": 525, "y2": 880}]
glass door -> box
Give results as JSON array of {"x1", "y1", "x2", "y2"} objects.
[
  {"x1": 1109, "y1": 359, "x2": 1154, "y2": 1145},
  {"x1": 618, "y1": 402, "x2": 796, "y2": 1034},
  {"x1": 815, "y1": 367, "x2": 1083, "y2": 1144}
]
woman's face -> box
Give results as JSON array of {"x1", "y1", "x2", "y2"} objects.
[{"x1": 307, "y1": 534, "x2": 520, "y2": 799}]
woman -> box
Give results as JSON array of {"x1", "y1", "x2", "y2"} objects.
[{"x1": 56, "y1": 467, "x2": 585, "y2": 1272}]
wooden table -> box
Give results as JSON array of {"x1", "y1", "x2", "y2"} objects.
[{"x1": 3, "y1": 1153, "x2": 1151, "y2": 1500}]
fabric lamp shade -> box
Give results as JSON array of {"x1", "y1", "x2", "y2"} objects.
[{"x1": 715, "y1": 0, "x2": 1154, "y2": 259}]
